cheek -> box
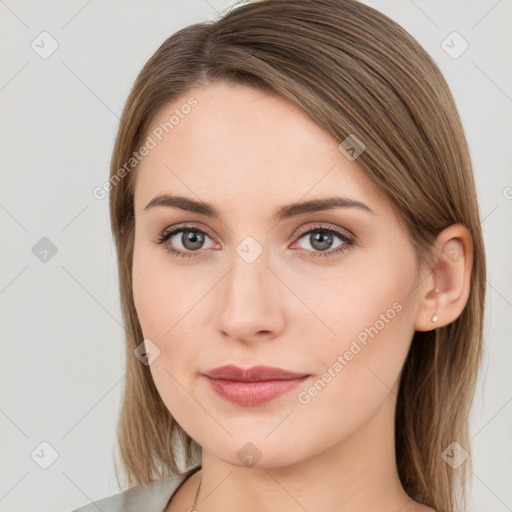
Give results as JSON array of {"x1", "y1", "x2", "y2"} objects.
[
  {"x1": 132, "y1": 243, "x2": 205, "y2": 380},
  {"x1": 291, "y1": 299, "x2": 413, "y2": 448},
  {"x1": 132, "y1": 239, "x2": 182, "y2": 340},
  {"x1": 132, "y1": 266, "x2": 168, "y2": 341},
  {"x1": 299, "y1": 280, "x2": 414, "y2": 423}
]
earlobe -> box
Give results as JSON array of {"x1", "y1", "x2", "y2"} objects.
[
  {"x1": 414, "y1": 224, "x2": 473, "y2": 332},
  {"x1": 431, "y1": 287, "x2": 439, "y2": 324}
]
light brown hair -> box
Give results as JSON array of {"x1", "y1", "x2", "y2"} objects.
[{"x1": 108, "y1": 1, "x2": 486, "y2": 511}]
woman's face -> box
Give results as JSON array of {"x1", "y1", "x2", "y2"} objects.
[{"x1": 132, "y1": 81, "x2": 424, "y2": 467}]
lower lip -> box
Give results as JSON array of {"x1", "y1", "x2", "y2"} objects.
[{"x1": 205, "y1": 376, "x2": 309, "y2": 406}]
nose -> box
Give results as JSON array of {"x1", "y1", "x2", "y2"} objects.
[{"x1": 214, "y1": 250, "x2": 286, "y2": 343}]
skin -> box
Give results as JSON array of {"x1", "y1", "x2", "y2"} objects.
[{"x1": 131, "y1": 81, "x2": 473, "y2": 512}]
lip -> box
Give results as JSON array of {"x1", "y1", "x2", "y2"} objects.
[{"x1": 202, "y1": 365, "x2": 310, "y2": 406}]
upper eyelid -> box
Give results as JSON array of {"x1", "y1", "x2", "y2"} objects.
[{"x1": 294, "y1": 223, "x2": 353, "y2": 239}]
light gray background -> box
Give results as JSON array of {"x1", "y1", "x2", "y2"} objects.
[{"x1": 1, "y1": 1, "x2": 511, "y2": 511}]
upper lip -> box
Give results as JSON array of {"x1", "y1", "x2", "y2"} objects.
[{"x1": 203, "y1": 365, "x2": 309, "y2": 382}]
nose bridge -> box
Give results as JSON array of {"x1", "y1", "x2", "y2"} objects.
[
  {"x1": 224, "y1": 240, "x2": 270, "y2": 309},
  {"x1": 215, "y1": 237, "x2": 284, "y2": 339}
]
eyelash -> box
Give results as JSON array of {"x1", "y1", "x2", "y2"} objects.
[{"x1": 153, "y1": 223, "x2": 355, "y2": 260}]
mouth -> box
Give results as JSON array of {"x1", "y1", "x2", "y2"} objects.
[
  {"x1": 202, "y1": 365, "x2": 311, "y2": 406},
  {"x1": 203, "y1": 364, "x2": 310, "y2": 381}
]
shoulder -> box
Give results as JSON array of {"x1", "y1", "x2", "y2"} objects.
[{"x1": 69, "y1": 467, "x2": 200, "y2": 512}]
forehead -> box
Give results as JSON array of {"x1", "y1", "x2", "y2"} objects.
[{"x1": 133, "y1": 81, "x2": 388, "y2": 216}]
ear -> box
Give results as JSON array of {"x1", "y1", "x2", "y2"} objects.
[{"x1": 414, "y1": 224, "x2": 473, "y2": 332}]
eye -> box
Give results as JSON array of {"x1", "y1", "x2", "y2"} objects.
[
  {"x1": 292, "y1": 224, "x2": 355, "y2": 259},
  {"x1": 154, "y1": 223, "x2": 355, "y2": 260},
  {"x1": 154, "y1": 224, "x2": 217, "y2": 258}
]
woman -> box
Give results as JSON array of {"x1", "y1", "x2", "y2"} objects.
[{"x1": 71, "y1": 0, "x2": 486, "y2": 511}]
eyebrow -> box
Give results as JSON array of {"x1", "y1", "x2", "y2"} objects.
[{"x1": 143, "y1": 194, "x2": 376, "y2": 221}]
